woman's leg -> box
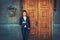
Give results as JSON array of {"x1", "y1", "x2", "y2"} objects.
[
  {"x1": 22, "y1": 29, "x2": 29, "y2": 40},
  {"x1": 21, "y1": 29, "x2": 25, "y2": 40}
]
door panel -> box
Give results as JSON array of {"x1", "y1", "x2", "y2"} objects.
[
  {"x1": 23, "y1": 0, "x2": 52, "y2": 40},
  {"x1": 38, "y1": 0, "x2": 52, "y2": 40},
  {"x1": 23, "y1": 0, "x2": 37, "y2": 35}
]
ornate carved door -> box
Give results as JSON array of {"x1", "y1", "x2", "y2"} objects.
[{"x1": 23, "y1": 0, "x2": 52, "y2": 40}]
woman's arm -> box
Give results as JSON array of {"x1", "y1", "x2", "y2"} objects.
[
  {"x1": 27, "y1": 17, "x2": 30, "y2": 29},
  {"x1": 28, "y1": 17, "x2": 30, "y2": 28},
  {"x1": 19, "y1": 17, "x2": 22, "y2": 25}
]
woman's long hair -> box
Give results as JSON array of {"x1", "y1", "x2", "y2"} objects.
[{"x1": 21, "y1": 10, "x2": 27, "y2": 17}]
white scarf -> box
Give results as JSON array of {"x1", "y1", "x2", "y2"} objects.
[{"x1": 23, "y1": 16, "x2": 27, "y2": 28}]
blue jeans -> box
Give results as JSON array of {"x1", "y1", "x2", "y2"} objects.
[{"x1": 21, "y1": 28, "x2": 29, "y2": 40}]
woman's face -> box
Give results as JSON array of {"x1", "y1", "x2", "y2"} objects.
[{"x1": 23, "y1": 12, "x2": 27, "y2": 16}]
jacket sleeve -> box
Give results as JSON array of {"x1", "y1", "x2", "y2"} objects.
[
  {"x1": 28, "y1": 17, "x2": 30, "y2": 28},
  {"x1": 19, "y1": 17, "x2": 22, "y2": 25}
]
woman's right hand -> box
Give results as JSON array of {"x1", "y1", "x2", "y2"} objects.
[{"x1": 22, "y1": 21, "x2": 26, "y2": 24}]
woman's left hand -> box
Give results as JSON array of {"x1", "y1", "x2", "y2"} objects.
[{"x1": 28, "y1": 27, "x2": 30, "y2": 30}]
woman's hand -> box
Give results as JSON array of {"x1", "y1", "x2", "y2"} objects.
[
  {"x1": 22, "y1": 21, "x2": 26, "y2": 24},
  {"x1": 28, "y1": 27, "x2": 30, "y2": 30}
]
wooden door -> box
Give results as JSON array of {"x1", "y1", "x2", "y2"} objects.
[{"x1": 23, "y1": 0, "x2": 52, "y2": 40}]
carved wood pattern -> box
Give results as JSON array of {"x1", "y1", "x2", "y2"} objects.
[{"x1": 23, "y1": 0, "x2": 52, "y2": 40}]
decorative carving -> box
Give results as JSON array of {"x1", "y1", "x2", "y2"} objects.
[
  {"x1": 42, "y1": 10, "x2": 48, "y2": 17},
  {"x1": 40, "y1": 0, "x2": 49, "y2": 8},
  {"x1": 41, "y1": 22, "x2": 49, "y2": 29},
  {"x1": 40, "y1": 17, "x2": 48, "y2": 23},
  {"x1": 41, "y1": 32, "x2": 49, "y2": 40},
  {"x1": 7, "y1": 5, "x2": 17, "y2": 17},
  {"x1": 40, "y1": 9, "x2": 49, "y2": 17}
]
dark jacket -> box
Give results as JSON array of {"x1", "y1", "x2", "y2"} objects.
[{"x1": 19, "y1": 16, "x2": 30, "y2": 29}]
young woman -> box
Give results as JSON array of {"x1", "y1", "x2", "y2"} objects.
[{"x1": 19, "y1": 10, "x2": 30, "y2": 40}]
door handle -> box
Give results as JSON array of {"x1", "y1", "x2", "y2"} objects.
[{"x1": 35, "y1": 21, "x2": 38, "y2": 27}]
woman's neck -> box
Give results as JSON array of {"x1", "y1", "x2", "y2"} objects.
[{"x1": 23, "y1": 16, "x2": 26, "y2": 17}]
